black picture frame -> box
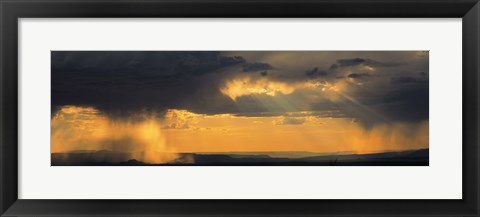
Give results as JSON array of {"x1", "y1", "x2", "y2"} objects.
[{"x1": 1, "y1": 0, "x2": 479, "y2": 216}]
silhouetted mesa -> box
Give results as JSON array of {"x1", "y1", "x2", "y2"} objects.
[{"x1": 51, "y1": 149, "x2": 429, "y2": 166}]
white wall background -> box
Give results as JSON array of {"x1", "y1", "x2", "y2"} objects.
[{"x1": 18, "y1": 18, "x2": 462, "y2": 199}]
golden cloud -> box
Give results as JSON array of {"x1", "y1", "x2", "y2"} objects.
[{"x1": 220, "y1": 77, "x2": 343, "y2": 101}]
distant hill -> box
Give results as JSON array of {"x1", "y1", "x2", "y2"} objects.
[
  {"x1": 51, "y1": 149, "x2": 428, "y2": 166},
  {"x1": 51, "y1": 150, "x2": 132, "y2": 166},
  {"x1": 195, "y1": 151, "x2": 355, "y2": 159}
]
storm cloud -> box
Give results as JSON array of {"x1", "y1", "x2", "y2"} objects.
[
  {"x1": 52, "y1": 51, "x2": 429, "y2": 128},
  {"x1": 330, "y1": 57, "x2": 405, "y2": 70}
]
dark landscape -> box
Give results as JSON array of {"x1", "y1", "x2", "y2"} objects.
[{"x1": 51, "y1": 149, "x2": 429, "y2": 166}]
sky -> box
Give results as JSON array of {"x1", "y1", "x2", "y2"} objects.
[{"x1": 51, "y1": 51, "x2": 429, "y2": 163}]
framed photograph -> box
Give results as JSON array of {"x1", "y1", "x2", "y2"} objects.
[{"x1": 1, "y1": 0, "x2": 478, "y2": 216}]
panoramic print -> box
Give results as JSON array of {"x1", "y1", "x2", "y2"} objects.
[{"x1": 51, "y1": 51, "x2": 429, "y2": 166}]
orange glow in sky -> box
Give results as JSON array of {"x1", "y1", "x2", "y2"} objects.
[{"x1": 52, "y1": 106, "x2": 428, "y2": 163}]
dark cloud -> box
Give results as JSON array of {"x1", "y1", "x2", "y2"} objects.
[
  {"x1": 391, "y1": 72, "x2": 428, "y2": 84},
  {"x1": 337, "y1": 58, "x2": 367, "y2": 67},
  {"x1": 329, "y1": 64, "x2": 339, "y2": 70},
  {"x1": 347, "y1": 73, "x2": 371, "y2": 79},
  {"x1": 305, "y1": 67, "x2": 328, "y2": 77},
  {"x1": 52, "y1": 51, "x2": 244, "y2": 116},
  {"x1": 52, "y1": 51, "x2": 246, "y2": 77},
  {"x1": 348, "y1": 83, "x2": 428, "y2": 129},
  {"x1": 391, "y1": 76, "x2": 427, "y2": 84},
  {"x1": 330, "y1": 58, "x2": 405, "y2": 69},
  {"x1": 242, "y1": 62, "x2": 273, "y2": 72},
  {"x1": 378, "y1": 86, "x2": 429, "y2": 122},
  {"x1": 52, "y1": 51, "x2": 428, "y2": 129}
]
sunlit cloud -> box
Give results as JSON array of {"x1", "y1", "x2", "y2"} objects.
[
  {"x1": 163, "y1": 109, "x2": 202, "y2": 129},
  {"x1": 220, "y1": 77, "x2": 296, "y2": 100},
  {"x1": 220, "y1": 77, "x2": 343, "y2": 101}
]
